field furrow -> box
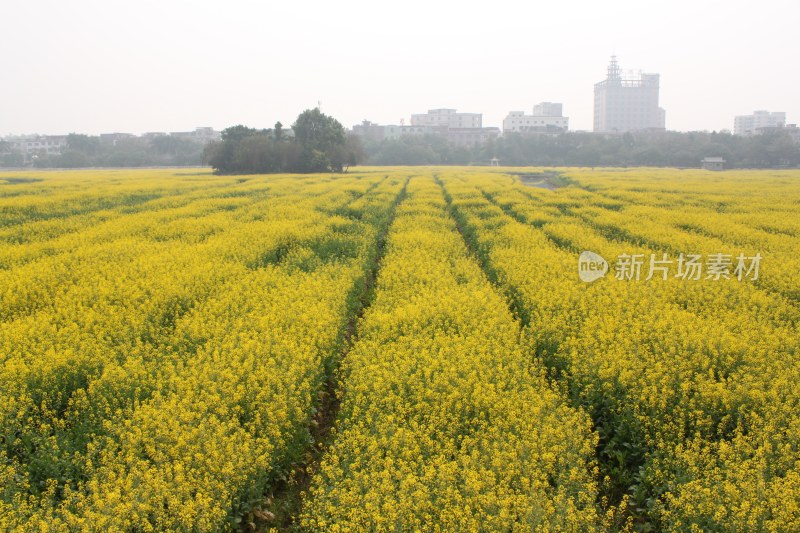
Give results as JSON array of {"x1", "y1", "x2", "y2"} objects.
[
  {"x1": 2, "y1": 167, "x2": 799, "y2": 532},
  {"x1": 301, "y1": 175, "x2": 601, "y2": 531},
  {"x1": 442, "y1": 170, "x2": 800, "y2": 530}
]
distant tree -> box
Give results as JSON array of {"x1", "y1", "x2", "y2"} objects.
[
  {"x1": 66, "y1": 133, "x2": 100, "y2": 156},
  {"x1": 221, "y1": 125, "x2": 261, "y2": 143},
  {"x1": 2, "y1": 152, "x2": 24, "y2": 167},
  {"x1": 633, "y1": 147, "x2": 666, "y2": 166},
  {"x1": 152, "y1": 135, "x2": 183, "y2": 155},
  {"x1": 329, "y1": 134, "x2": 365, "y2": 171},
  {"x1": 143, "y1": 136, "x2": 203, "y2": 165},
  {"x1": 370, "y1": 136, "x2": 442, "y2": 165},
  {"x1": 202, "y1": 141, "x2": 225, "y2": 170},
  {"x1": 622, "y1": 132, "x2": 635, "y2": 148},
  {"x1": 203, "y1": 119, "x2": 329, "y2": 174},
  {"x1": 57, "y1": 150, "x2": 90, "y2": 168},
  {"x1": 292, "y1": 109, "x2": 345, "y2": 152},
  {"x1": 291, "y1": 108, "x2": 347, "y2": 172},
  {"x1": 234, "y1": 134, "x2": 284, "y2": 173},
  {"x1": 204, "y1": 125, "x2": 263, "y2": 173}
]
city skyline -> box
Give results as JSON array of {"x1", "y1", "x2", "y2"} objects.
[
  {"x1": 2, "y1": 0, "x2": 798, "y2": 136},
  {"x1": 5, "y1": 101, "x2": 796, "y2": 140}
]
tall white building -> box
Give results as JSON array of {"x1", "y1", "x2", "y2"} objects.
[
  {"x1": 503, "y1": 102, "x2": 569, "y2": 134},
  {"x1": 734, "y1": 111, "x2": 786, "y2": 136},
  {"x1": 593, "y1": 56, "x2": 666, "y2": 133},
  {"x1": 410, "y1": 109, "x2": 482, "y2": 128}
]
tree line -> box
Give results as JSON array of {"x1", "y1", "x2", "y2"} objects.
[
  {"x1": 0, "y1": 134, "x2": 205, "y2": 168},
  {"x1": 3, "y1": 112, "x2": 799, "y2": 170},
  {"x1": 0, "y1": 109, "x2": 362, "y2": 173},
  {"x1": 362, "y1": 129, "x2": 800, "y2": 168}
]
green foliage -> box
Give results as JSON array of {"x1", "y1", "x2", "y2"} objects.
[
  {"x1": 292, "y1": 108, "x2": 345, "y2": 160},
  {"x1": 4, "y1": 134, "x2": 204, "y2": 168},
  {"x1": 66, "y1": 134, "x2": 100, "y2": 156},
  {"x1": 359, "y1": 130, "x2": 800, "y2": 168},
  {"x1": 220, "y1": 124, "x2": 263, "y2": 143},
  {"x1": 364, "y1": 134, "x2": 471, "y2": 165},
  {"x1": 205, "y1": 110, "x2": 360, "y2": 174},
  {"x1": 2, "y1": 152, "x2": 25, "y2": 167}
]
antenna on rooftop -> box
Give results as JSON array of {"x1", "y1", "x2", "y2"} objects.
[{"x1": 608, "y1": 55, "x2": 621, "y2": 81}]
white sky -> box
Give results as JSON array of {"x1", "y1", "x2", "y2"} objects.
[{"x1": 2, "y1": 0, "x2": 798, "y2": 135}]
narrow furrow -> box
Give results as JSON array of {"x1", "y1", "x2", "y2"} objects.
[
  {"x1": 252, "y1": 176, "x2": 409, "y2": 530},
  {"x1": 440, "y1": 171, "x2": 800, "y2": 530},
  {"x1": 486, "y1": 179, "x2": 800, "y2": 320},
  {"x1": 436, "y1": 176, "x2": 532, "y2": 330},
  {"x1": 0, "y1": 173, "x2": 402, "y2": 531},
  {"x1": 507, "y1": 174, "x2": 800, "y2": 304},
  {"x1": 300, "y1": 176, "x2": 601, "y2": 531}
]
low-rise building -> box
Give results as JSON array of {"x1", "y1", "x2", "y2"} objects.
[
  {"x1": 503, "y1": 102, "x2": 569, "y2": 134},
  {"x1": 381, "y1": 124, "x2": 446, "y2": 140},
  {"x1": 753, "y1": 123, "x2": 800, "y2": 143},
  {"x1": 169, "y1": 127, "x2": 220, "y2": 143},
  {"x1": 411, "y1": 108, "x2": 482, "y2": 128},
  {"x1": 702, "y1": 157, "x2": 725, "y2": 171},
  {"x1": 352, "y1": 121, "x2": 447, "y2": 142},
  {"x1": 99, "y1": 132, "x2": 136, "y2": 145},
  {"x1": 354, "y1": 108, "x2": 496, "y2": 146},
  {"x1": 5, "y1": 135, "x2": 68, "y2": 155},
  {"x1": 734, "y1": 111, "x2": 786, "y2": 136},
  {"x1": 352, "y1": 120, "x2": 387, "y2": 142}
]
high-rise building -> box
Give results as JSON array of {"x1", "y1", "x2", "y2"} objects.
[
  {"x1": 734, "y1": 111, "x2": 786, "y2": 136},
  {"x1": 593, "y1": 56, "x2": 666, "y2": 133}
]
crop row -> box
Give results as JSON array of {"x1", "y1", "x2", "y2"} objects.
[
  {"x1": 3, "y1": 167, "x2": 799, "y2": 531},
  {"x1": 0, "y1": 170, "x2": 405, "y2": 530},
  {"x1": 301, "y1": 176, "x2": 603, "y2": 531},
  {"x1": 442, "y1": 169, "x2": 800, "y2": 531}
]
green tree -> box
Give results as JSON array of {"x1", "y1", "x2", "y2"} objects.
[
  {"x1": 2, "y1": 152, "x2": 24, "y2": 167},
  {"x1": 220, "y1": 125, "x2": 261, "y2": 143},
  {"x1": 291, "y1": 108, "x2": 347, "y2": 172},
  {"x1": 329, "y1": 134, "x2": 365, "y2": 171},
  {"x1": 57, "y1": 151, "x2": 90, "y2": 168},
  {"x1": 66, "y1": 133, "x2": 100, "y2": 156},
  {"x1": 234, "y1": 134, "x2": 284, "y2": 173},
  {"x1": 204, "y1": 125, "x2": 262, "y2": 172}
]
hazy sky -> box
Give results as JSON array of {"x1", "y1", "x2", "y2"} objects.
[{"x1": 3, "y1": 0, "x2": 798, "y2": 135}]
